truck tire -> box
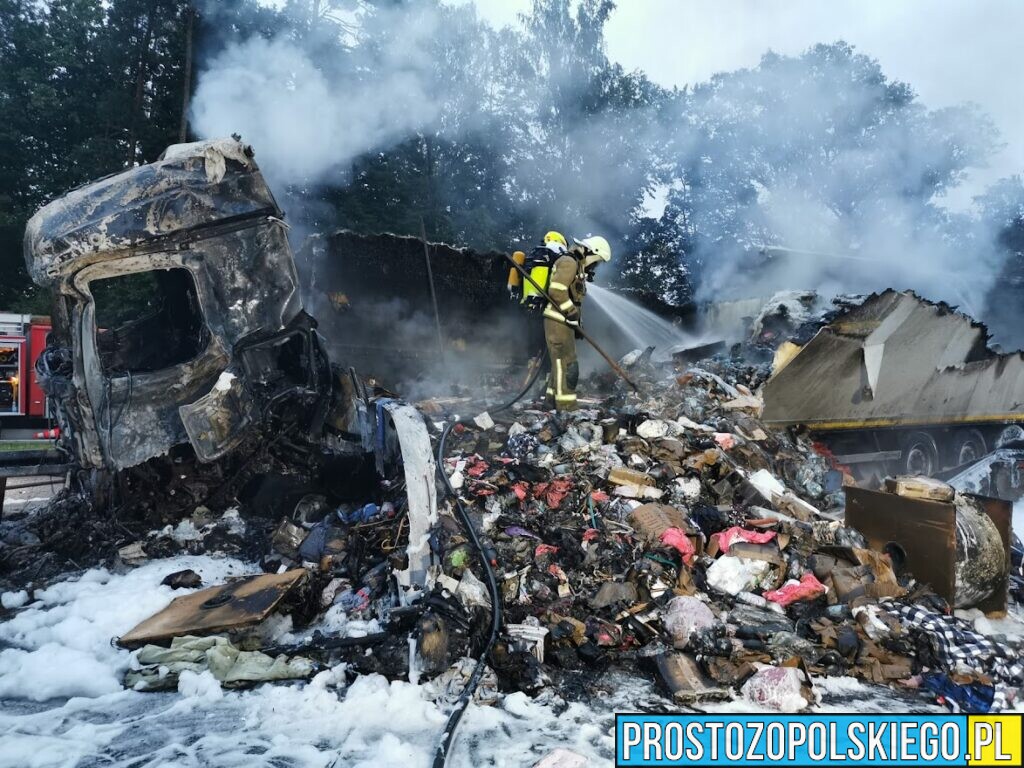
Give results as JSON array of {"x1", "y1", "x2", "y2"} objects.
[
  {"x1": 953, "y1": 429, "x2": 987, "y2": 467},
  {"x1": 901, "y1": 431, "x2": 939, "y2": 477}
]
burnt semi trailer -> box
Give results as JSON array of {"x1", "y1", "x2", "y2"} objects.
[
  {"x1": 301, "y1": 230, "x2": 531, "y2": 385},
  {"x1": 301, "y1": 230, "x2": 691, "y2": 389},
  {"x1": 762, "y1": 290, "x2": 1024, "y2": 492}
]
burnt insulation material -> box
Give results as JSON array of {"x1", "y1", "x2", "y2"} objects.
[{"x1": 953, "y1": 495, "x2": 1009, "y2": 608}]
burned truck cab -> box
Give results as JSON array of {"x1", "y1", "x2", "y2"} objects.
[
  {"x1": 24, "y1": 139, "x2": 320, "y2": 470},
  {"x1": 23, "y1": 138, "x2": 439, "y2": 591}
]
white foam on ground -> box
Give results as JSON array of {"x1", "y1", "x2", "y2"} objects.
[
  {"x1": 0, "y1": 555, "x2": 953, "y2": 767},
  {"x1": 0, "y1": 556, "x2": 254, "y2": 702},
  {"x1": 1, "y1": 589, "x2": 29, "y2": 609},
  {"x1": 177, "y1": 669, "x2": 223, "y2": 702},
  {"x1": 1, "y1": 496, "x2": 52, "y2": 507},
  {"x1": 0, "y1": 556, "x2": 627, "y2": 767}
]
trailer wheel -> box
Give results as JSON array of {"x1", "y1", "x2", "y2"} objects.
[
  {"x1": 953, "y1": 429, "x2": 987, "y2": 467},
  {"x1": 901, "y1": 431, "x2": 939, "y2": 477}
]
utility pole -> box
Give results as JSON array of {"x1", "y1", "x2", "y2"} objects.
[
  {"x1": 420, "y1": 217, "x2": 446, "y2": 365},
  {"x1": 179, "y1": 5, "x2": 195, "y2": 143}
]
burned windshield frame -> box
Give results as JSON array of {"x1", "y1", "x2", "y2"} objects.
[{"x1": 89, "y1": 268, "x2": 211, "y2": 377}]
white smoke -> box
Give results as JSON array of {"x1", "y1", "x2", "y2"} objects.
[
  {"x1": 189, "y1": 4, "x2": 1019, "y2": 345},
  {"x1": 666, "y1": 45, "x2": 1008, "y2": 320},
  {"x1": 191, "y1": 6, "x2": 445, "y2": 187},
  {"x1": 189, "y1": 1, "x2": 658, "y2": 240}
]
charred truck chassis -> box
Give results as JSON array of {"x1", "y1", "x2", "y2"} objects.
[
  {"x1": 813, "y1": 425, "x2": 1023, "y2": 492},
  {"x1": 17, "y1": 138, "x2": 438, "y2": 587}
]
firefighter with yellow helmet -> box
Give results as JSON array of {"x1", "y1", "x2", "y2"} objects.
[
  {"x1": 543, "y1": 235, "x2": 612, "y2": 411},
  {"x1": 508, "y1": 231, "x2": 570, "y2": 386},
  {"x1": 508, "y1": 231, "x2": 568, "y2": 308}
]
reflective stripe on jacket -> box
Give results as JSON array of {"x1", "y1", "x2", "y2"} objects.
[{"x1": 545, "y1": 254, "x2": 585, "y2": 324}]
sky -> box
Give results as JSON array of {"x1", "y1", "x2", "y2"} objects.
[{"x1": 457, "y1": 0, "x2": 1024, "y2": 211}]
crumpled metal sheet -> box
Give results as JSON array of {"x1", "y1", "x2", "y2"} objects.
[
  {"x1": 179, "y1": 369, "x2": 255, "y2": 462},
  {"x1": 762, "y1": 290, "x2": 1024, "y2": 429},
  {"x1": 380, "y1": 401, "x2": 438, "y2": 587}
]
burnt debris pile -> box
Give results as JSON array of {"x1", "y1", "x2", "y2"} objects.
[
  {"x1": 428, "y1": 350, "x2": 1023, "y2": 714},
  {"x1": 3, "y1": 139, "x2": 1023, "y2": 749}
]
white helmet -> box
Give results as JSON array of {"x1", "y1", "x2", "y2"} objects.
[{"x1": 574, "y1": 235, "x2": 612, "y2": 267}]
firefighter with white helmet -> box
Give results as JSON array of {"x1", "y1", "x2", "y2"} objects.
[{"x1": 543, "y1": 235, "x2": 612, "y2": 411}]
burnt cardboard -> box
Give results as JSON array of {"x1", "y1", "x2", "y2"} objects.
[
  {"x1": 118, "y1": 569, "x2": 308, "y2": 648},
  {"x1": 629, "y1": 503, "x2": 704, "y2": 557}
]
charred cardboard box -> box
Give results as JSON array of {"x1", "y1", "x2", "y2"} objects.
[
  {"x1": 628, "y1": 502, "x2": 705, "y2": 558},
  {"x1": 845, "y1": 486, "x2": 1011, "y2": 615}
]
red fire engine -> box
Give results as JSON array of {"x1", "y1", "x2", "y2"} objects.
[{"x1": 0, "y1": 313, "x2": 52, "y2": 436}]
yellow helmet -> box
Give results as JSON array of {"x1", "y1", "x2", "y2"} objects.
[
  {"x1": 574, "y1": 235, "x2": 612, "y2": 267},
  {"x1": 544, "y1": 231, "x2": 568, "y2": 249}
]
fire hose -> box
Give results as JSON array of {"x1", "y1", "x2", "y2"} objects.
[
  {"x1": 502, "y1": 253, "x2": 641, "y2": 393},
  {"x1": 431, "y1": 352, "x2": 545, "y2": 768},
  {"x1": 433, "y1": 254, "x2": 636, "y2": 764}
]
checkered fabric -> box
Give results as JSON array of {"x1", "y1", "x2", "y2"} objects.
[{"x1": 891, "y1": 603, "x2": 1024, "y2": 712}]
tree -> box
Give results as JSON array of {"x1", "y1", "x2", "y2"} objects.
[
  {"x1": 978, "y1": 177, "x2": 1024, "y2": 349},
  {"x1": 651, "y1": 42, "x2": 999, "y2": 305},
  {"x1": 1, "y1": 0, "x2": 108, "y2": 309},
  {"x1": 0, "y1": 0, "x2": 195, "y2": 310},
  {"x1": 0, "y1": 4, "x2": 1012, "y2": 323}
]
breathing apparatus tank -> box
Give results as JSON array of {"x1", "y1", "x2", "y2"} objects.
[
  {"x1": 521, "y1": 246, "x2": 554, "y2": 309},
  {"x1": 508, "y1": 233, "x2": 567, "y2": 310},
  {"x1": 507, "y1": 250, "x2": 526, "y2": 300}
]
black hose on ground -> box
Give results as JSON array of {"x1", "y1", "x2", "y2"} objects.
[
  {"x1": 490, "y1": 348, "x2": 547, "y2": 415},
  {"x1": 431, "y1": 349, "x2": 545, "y2": 768}
]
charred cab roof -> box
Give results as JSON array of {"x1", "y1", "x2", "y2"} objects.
[{"x1": 24, "y1": 138, "x2": 282, "y2": 287}]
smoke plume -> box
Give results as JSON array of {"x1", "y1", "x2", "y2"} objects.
[
  {"x1": 191, "y1": 5, "x2": 446, "y2": 188},
  {"x1": 661, "y1": 43, "x2": 1007, "y2": 323},
  {"x1": 190, "y1": 3, "x2": 1020, "y2": 349}
]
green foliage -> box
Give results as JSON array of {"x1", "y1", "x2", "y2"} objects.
[
  {"x1": 976, "y1": 176, "x2": 1024, "y2": 348},
  {"x1": 0, "y1": 0, "x2": 194, "y2": 310},
  {"x1": 315, "y1": 0, "x2": 663, "y2": 255},
  {"x1": 91, "y1": 271, "x2": 162, "y2": 328},
  {"x1": 0, "y1": 0, "x2": 1015, "y2": 321}
]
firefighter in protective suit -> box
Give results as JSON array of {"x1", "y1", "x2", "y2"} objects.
[
  {"x1": 509, "y1": 231, "x2": 569, "y2": 374},
  {"x1": 508, "y1": 231, "x2": 568, "y2": 307},
  {"x1": 544, "y1": 235, "x2": 612, "y2": 411}
]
